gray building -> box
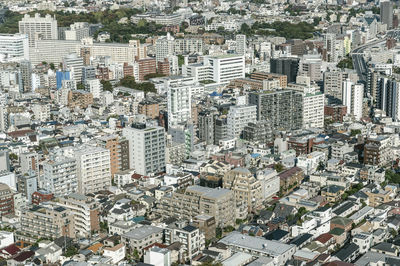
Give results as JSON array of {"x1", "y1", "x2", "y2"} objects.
[
  {"x1": 214, "y1": 117, "x2": 227, "y2": 145},
  {"x1": 243, "y1": 121, "x2": 273, "y2": 143},
  {"x1": 198, "y1": 110, "x2": 216, "y2": 145},
  {"x1": 122, "y1": 225, "x2": 163, "y2": 255},
  {"x1": 249, "y1": 90, "x2": 303, "y2": 131},
  {"x1": 380, "y1": 1, "x2": 393, "y2": 29},
  {"x1": 0, "y1": 149, "x2": 10, "y2": 172}
]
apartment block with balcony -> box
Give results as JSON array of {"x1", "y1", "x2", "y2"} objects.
[
  {"x1": 157, "y1": 185, "x2": 236, "y2": 227},
  {"x1": 18, "y1": 203, "x2": 75, "y2": 243},
  {"x1": 57, "y1": 193, "x2": 100, "y2": 238},
  {"x1": 42, "y1": 156, "x2": 77, "y2": 197}
]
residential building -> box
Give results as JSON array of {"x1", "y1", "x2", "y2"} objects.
[
  {"x1": 144, "y1": 246, "x2": 171, "y2": 266},
  {"x1": 236, "y1": 34, "x2": 246, "y2": 55},
  {"x1": 342, "y1": 79, "x2": 363, "y2": 120},
  {"x1": 19, "y1": 13, "x2": 58, "y2": 47},
  {"x1": 122, "y1": 225, "x2": 163, "y2": 256},
  {"x1": 63, "y1": 53, "x2": 84, "y2": 84},
  {"x1": 167, "y1": 84, "x2": 192, "y2": 128},
  {"x1": 122, "y1": 123, "x2": 165, "y2": 176},
  {"x1": 157, "y1": 185, "x2": 236, "y2": 226},
  {"x1": 227, "y1": 105, "x2": 257, "y2": 138},
  {"x1": 0, "y1": 184, "x2": 14, "y2": 217},
  {"x1": 65, "y1": 22, "x2": 90, "y2": 41},
  {"x1": 57, "y1": 193, "x2": 100, "y2": 238},
  {"x1": 381, "y1": 1, "x2": 393, "y2": 29},
  {"x1": 251, "y1": 72, "x2": 287, "y2": 88},
  {"x1": 20, "y1": 152, "x2": 38, "y2": 175},
  {"x1": 270, "y1": 57, "x2": 299, "y2": 83},
  {"x1": 73, "y1": 145, "x2": 111, "y2": 194},
  {"x1": 42, "y1": 156, "x2": 77, "y2": 197},
  {"x1": 85, "y1": 79, "x2": 102, "y2": 99}
]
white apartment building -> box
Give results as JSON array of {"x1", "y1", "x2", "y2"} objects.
[
  {"x1": 29, "y1": 39, "x2": 81, "y2": 65},
  {"x1": 183, "y1": 54, "x2": 245, "y2": 84},
  {"x1": 0, "y1": 34, "x2": 29, "y2": 62},
  {"x1": 156, "y1": 33, "x2": 174, "y2": 62},
  {"x1": 73, "y1": 145, "x2": 111, "y2": 194},
  {"x1": 236, "y1": 34, "x2": 246, "y2": 55},
  {"x1": 65, "y1": 22, "x2": 90, "y2": 41},
  {"x1": 19, "y1": 13, "x2": 58, "y2": 47},
  {"x1": 227, "y1": 105, "x2": 257, "y2": 138},
  {"x1": 32, "y1": 104, "x2": 50, "y2": 122},
  {"x1": 122, "y1": 123, "x2": 166, "y2": 176},
  {"x1": 20, "y1": 152, "x2": 39, "y2": 175},
  {"x1": 303, "y1": 90, "x2": 325, "y2": 128},
  {"x1": 342, "y1": 79, "x2": 364, "y2": 121},
  {"x1": 85, "y1": 78, "x2": 102, "y2": 99},
  {"x1": 63, "y1": 53, "x2": 84, "y2": 84},
  {"x1": 167, "y1": 84, "x2": 192, "y2": 128},
  {"x1": 42, "y1": 156, "x2": 77, "y2": 197},
  {"x1": 174, "y1": 38, "x2": 203, "y2": 54}
]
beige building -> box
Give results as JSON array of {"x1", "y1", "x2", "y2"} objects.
[
  {"x1": 57, "y1": 193, "x2": 100, "y2": 238},
  {"x1": 157, "y1": 185, "x2": 236, "y2": 227},
  {"x1": 223, "y1": 168, "x2": 263, "y2": 212},
  {"x1": 18, "y1": 203, "x2": 75, "y2": 243}
]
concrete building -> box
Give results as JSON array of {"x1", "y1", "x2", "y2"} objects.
[
  {"x1": 19, "y1": 13, "x2": 58, "y2": 47},
  {"x1": 144, "y1": 246, "x2": 171, "y2": 266},
  {"x1": 0, "y1": 149, "x2": 10, "y2": 172},
  {"x1": 249, "y1": 90, "x2": 303, "y2": 131},
  {"x1": 122, "y1": 225, "x2": 163, "y2": 255},
  {"x1": 32, "y1": 104, "x2": 50, "y2": 122},
  {"x1": 270, "y1": 57, "x2": 299, "y2": 83},
  {"x1": 0, "y1": 183, "x2": 14, "y2": 217},
  {"x1": 236, "y1": 34, "x2": 246, "y2": 55},
  {"x1": 381, "y1": 1, "x2": 393, "y2": 29},
  {"x1": 98, "y1": 135, "x2": 129, "y2": 177},
  {"x1": 85, "y1": 78, "x2": 102, "y2": 99},
  {"x1": 57, "y1": 193, "x2": 100, "y2": 238},
  {"x1": 65, "y1": 22, "x2": 90, "y2": 41},
  {"x1": 18, "y1": 203, "x2": 75, "y2": 243},
  {"x1": 223, "y1": 168, "x2": 263, "y2": 211},
  {"x1": 0, "y1": 34, "x2": 29, "y2": 62},
  {"x1": 227, "y1": 105, "x2": 257, "y2": 138},
  {"x1": 42, "y1": 156, "x2": 77, "y2": 197},
  {"x1": 167, "y1": 83, "x2": 192, "y2": 128},
  {"x1": 342, "y1": 80, "x2": 363, "y2": 121},
  {"x1": 157, "y1": 185, "x2": 236, "y2": 227},
  {"x1": 20, "y1": 152, "x2": 39, "y2": 175},
  {"x1": 122, "y1": 123, "x2": 165, "y2": 176},
  {"x1": 63, "y1": 53, "x2": 84, "y2": 84},
  {"x1": 73, "y1": 145, "x2": 111, "y2": 194}
]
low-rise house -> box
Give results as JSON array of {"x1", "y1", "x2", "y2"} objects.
[
  {"x1": 352, "y1": 233, "x2": 373, "y2": 254},
  {"x1": 121, "y1": 225, "x2": 163, "y2": 256},
  {"x1": 103, "y1": 243, "x2": 125, "y2": 264},
  {"x1": 334, "y1": 243, "x2": 359, "y2": 263},
  {"x1": 371, "y1": 242, "x2": 399, "y2": 256},
  {"x1": 278, "y1": 167, "x2": 304, "y2": 193},
  {"x1": 321, "y1": 185, "x2": 345, "y2": 203},
  {"x1": 330, "y1": 216, "x2": 353, "y2": 231}
]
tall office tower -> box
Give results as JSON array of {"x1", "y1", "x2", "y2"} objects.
[
  {"x1": 18, "y1": 13, "x2": 58, "y2": 47},
  {"x1": 198, "y1": 110, "x2": 216, "y2": 145},
  {"x1": 214, "y1": 117, "x2": 227, "y2": 145},
  {"x1": 300, "y1": 55, "x2": 322, "y2": 82},
  {"x1": 73, "y1": 145, "x2": 111, "y2": 194},
  {"x1": 122, "y1": 123, "x2": 166, "y2": 176},
  {"x1": 19, "y1": 60, "x2": 32, "y2": 92},
  {"x1": 65, "y1": 22, "x2": 90, "y2": 41},
  {"x1": 42, "y1": 156, "x2": 77, "y2": 197},
  {"x1": 342, "y1": 79, "x2": 364, "y2": 121},
  {"x1": 167, "y1": 84, "x2": 192, "y2": 128},
  {"x1": 85, "y1": 78, "x2": 102, "y2": 99},
  {"x1": 235, "y1": 34, "x2": 246, "y2": 55},
  {"x1": 20, "y1": 152, "x2": 39, "y2": 175},
  {"x1": 381, "y1": 1, "x2": 394, "y2": 29},
  {"x1": 249, "y1": 90, "x2": 303, "y2": 131},
  {"x1": 270, "y1": 57, "x2": 300, "y2": 83},
  {"x1": 0, "y1": 34, "x2": 29, "y2": 62},
  {"x1": 63, "y1": 53, "x2": 84, "y2": 84},
  {"x1": 156, "y1": 33, "x2": 174, "y2": 62},
  {"x1": 227, "y1": 105, "x2": 257, "y2": 138},
  {"x1": 82, "y1": 66, "x2": 96, "y2": 83}
]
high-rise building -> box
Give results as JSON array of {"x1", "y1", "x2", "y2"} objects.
[
  {"x1": 82, "y1": 66, "x2": 96, "y2": 83},
  {"x1": 242, "y1": 121, "x2": 273, "y2": 143},
  {"x1": 381, "y1": 1, "x2": 394, "y2": 29},
  {"x1": 198, "y1": 110, "x2": 216, "y2": 145},
  {"x1": 235, "y1": 34, "x2": 246, "y2": 55},
  {"x1": 227, "y1": 105, "x2": 257, "y2": 138},
  {"x1": 98, "y1": 135, "x2": 130, "y2": 177},
  {"x1": 156, "y1": 33, "x2": 174, "y2": 62},
  {"x1": 122, "y1": 123, "x2": 166, "y2": 176},
  {"x1": 42, "y1": 156, "x2": 77, "y2": 197},
  {"x1": 18, "y1": 13, "x2": 58, "y2": 47},
  {"x1": 73, "y1": 145, "x2": 111, "y2": 194},
  {"x1": 249, "y1": 90, "x2": 303, "y2": 131},
  {"x1": 85, "y1": 78, "x2": 102, "y2": 99},
  {"x1": 137, "y1": 58, "x2": 157, "y2": 81},
  {"x1": 0, "y1": 34, "x2": 29, "y2": 62},
  {"x1": 65, "y1": 22, "x2": 90, "y2": 41},
  {"x1": 342, "y1": 79, "x2": 364, "y2": 121},
  {"x1": 0, "y1": 149, "x2": 10, "y2": 172},
  {"x1": 167, "y1": 84, "x2": 192, "y2": 128},
  {"x1": 56, "y1": 70, "x2": 71, "y2": 89},
  {"x1": 324, "y1": 33, "x2": 337, "y2": 63},
  {"x1": 63, "y1": 53, "x2": 84, "y2": 84},
  {"x1": 377, "y1": 77, "x2": 400, "y2": 121},
  {"x1": 0, "y1": 184, "x2": 14, "y2": 217},
  {"x1": 300, "y1": 55, "x2": 322, "y2": 82},
  {"x1": 20, "y1": 152, "x2": 39, "y2": 175},
  {"x1": 19, "y1": 60, "x2": 32, "y2": 92},
  {"x1": 270, "y1": 57, "x2": 299, "y2": 83}
]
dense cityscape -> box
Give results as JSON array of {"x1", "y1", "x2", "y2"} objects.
[{"x1": 0, "y1": 0, "x2": 399, "y2": 265}]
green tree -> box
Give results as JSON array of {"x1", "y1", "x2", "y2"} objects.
[
  {"x1": 337, "y1": 56, "x2": 354, "y2": 69},
  {"x1": 49, "y1": 63, "x2": 55, "y2": 70},
  {"x1": 9, "y1": 153, "x2": 18, "y2": 161},
  {"x1": 350, "y1": 129, "x2": 361, "y2": 136},
  {"x1": 240, "y1": 23, "x2": 251, "y2": 35},
  {"x1": 178, "y1": 54, "x2": 185, "y2": 67},
  {"x1": 274, "y1": 163, "x2": 284, "y2": 173},
  {"x1": 101, "y1": 80, "x2": 113, "y2": 92},
  {"x1": 65, "y1": 246, "x2": 78, "y2": 257},
  {"x1": 77, "y1": 83, "x2": 85, "y2": 90}
]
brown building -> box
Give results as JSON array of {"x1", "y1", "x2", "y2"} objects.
[
  {"x1": 278, "y1": 167, "x2": 304, "y2": 192},
  {"x1": 227, "y1": 78, "x2": 263, "y2": 90},
  {"x1": 138, "y1": 58, "x2": 157, "y2": 81},
  {"x1": 363, "y1": 136, "x2": 390, "y2": 166},
  {"x1": 123, "y1": 62, "x2": 134, "y2": 77},
  {"x1": 192, "y1": 215, "x2": 216, "y2": 240},
  {"x1": 32, "y1": 190, "x2": 54, "y2": 205},
  {"x1": 98, "y1": 135, "x2": 130, "y2": 176},
  {"x1": 288, "y1": 136, "x2": 325, "y2": 156},
  {"x1": 0, "y1": 184, "x2": 14, "y2": 217},
  {"x1": 330, "y1": 216, "x2": 353, "y2": 232},
  {"x1": 138, "y1": 100, "x2": 160, "y2": 119},
  {"x1": 97, "y1": 66, "x2": 111, "y2": 80},
  {"x1": 250, "y1": 72, "x2": 287, "y2": 88},
  {"x1": 324, "y1": 105, "x2": 348, "y2": 123},
  {"x1": 80, "y1": 47, "x2": 91, "y2": 65},
  {"x1": 68, "y1": 90, "x2": 93, "y2": 109},
  {"x1": 157, "y1": 59, "x2": 170, "y2": 76}
]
